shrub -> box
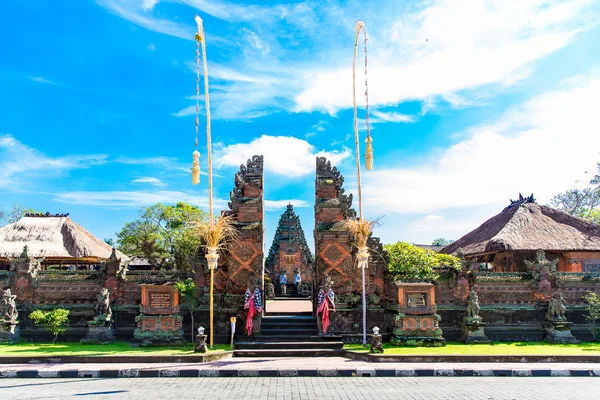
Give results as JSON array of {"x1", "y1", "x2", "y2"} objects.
[
  {"x1": 584, "y1": 292, "x2": 600, "y2": 340},
  {"x1": 384, "y1": 242, "x2": 461, "y2": 282},
  {"x1": 29, "y1": 308, "x2": 70, "y2": 343}
]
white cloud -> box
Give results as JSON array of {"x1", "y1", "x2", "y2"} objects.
[
  {"x1": 54, "y1": 190, "x2": 226, "y2": 209},
  {"x1": 240, "y1": 28, "x2": 270, "y2": 56},
  {"x1": 140, "y1": 0, "x2": 159, "y2": 11},
  {"x1": 371, "y1": 110, "x2": 416, "y2": 124},
  {"x1": 295, "y1": 0, "x2": 597, "y2": 113},
  {"x1": 29, "y1": 76, "x2": 55, "y2": 85},
  {"x1": 132, "y1": 177, "x2": 166, "y2": 187},
  {"x1": 214, "y1": 135, "x2": 350, "y2": 177},
  {"x1": 264, "y1": 199, "x2": 309, "y2": 211},
  {"x1": 356, "y1": 75, "x2": 600, "y2": 217},
  {"x1": 97, "y1": 0, "x2": 193, "y2": 40},
  {"x1": 0, "y1": 134, "x2": 107, "y2": 189}
]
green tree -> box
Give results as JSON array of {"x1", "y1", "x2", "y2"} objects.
[
  {"x1": 584, "y1": 292, "x2": 600, "y2": 340},
  {"x1": 384, "y1": 242, "x2": 461, "y2": 282},
  {"x1": 432, "y1": 238, "x2": 454, "y2": 247},
  {"x1": 174, "y1": 278, "x2": 199, "y2": 343},
  {"x1": 104, "y1": 238, "x2": 115, "y2": 247},
  {"x1": 0, "y1": 204, "x2": 38, "y2": 225},
  {"x1": 29, "y1": 308, "x2": 70, "y2": 343},
  {"x1": 116, "y1": 202, "x2": 207, "y2": 270}
]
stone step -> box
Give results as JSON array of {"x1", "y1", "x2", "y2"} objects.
[
  {"x1": 259, "y1": 328, "x2": 318, "y2": 336},
  {"x1": 261, "y1": 320, "x2": 317, "y2": 328},
  {"x1": 235, "y1": 340, "x2": 344, "y2": 350},
  {"x1": 234, "y1": 335, "x2": 341, "y2": 342},
  {"x1": 233, "y1": 349, "x2": 344, "y2": 358}
]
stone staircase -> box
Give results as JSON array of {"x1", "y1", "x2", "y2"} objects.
[{"x1": 233, "y1": 312, "x2": 344, "y2": 357}]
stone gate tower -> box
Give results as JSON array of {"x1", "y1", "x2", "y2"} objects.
[{"x1": 265, "y1": 204, "x2": 313, "y2": 285}]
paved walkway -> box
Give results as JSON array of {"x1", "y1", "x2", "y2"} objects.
[
  {"x1": 1, "y1": 377, "x2": 600, "y2": 399},
  {"x1": 2, "y1": 357, "x2": 600, "y2": 378}
]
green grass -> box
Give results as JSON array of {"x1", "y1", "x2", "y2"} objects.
[
  {"x1": 0, "y1": 342, "x2": 231, "y2": 357},
  {"x1": 344, "y1": 342, "x2": 600, "y2": 355}
]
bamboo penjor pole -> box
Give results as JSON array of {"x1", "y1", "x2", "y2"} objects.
[
  {"x1": 195, "y1": 15, "x2": 216, "y2": 349},
  {"x1": 351, "y1": 20, "x2": 373, "y2": 347}
]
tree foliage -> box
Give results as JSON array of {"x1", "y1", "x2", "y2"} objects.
[
  {"x1": 29, "y1": 308, "x2": 70, "y2": 343},
  {"x1": 432, "y1": 238, "x2": 454, "y2": 247},
  {"x1": 174, "y1": 278, "x2": 199, "y2": 343},
  {"x1": 384, "y1": 242, "x2": 461, "y2": 282},
  {"x1": 584, "y1": 292, "x2": 600, "y2": 340},
  {"x1": 549, "y1": 162, "x2": 600, "y2": 224},
  {"x1": 116, "y1": 202, "x2": 207, "y2": 270},
  {"x1": 0, "y1": 204, "x2": 38, "y2": 226}
]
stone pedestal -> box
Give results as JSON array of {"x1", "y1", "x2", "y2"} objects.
[
  {"x1": 133, "y1": 283, "x2": 184, "y2": 346},
  {"x1": 462, "y1": 318, "x2": 492, "y2": 344},
  {"x1": 391, "y1": 282, "x2": 446, "y2": 346},
  {"x1": 545, "y1": 320, "x2": 580, "y2": 344},
  {"x1": 81, "y1": 322, "x2": 115, "y2": 344},
  {"x1": 370, "y1": 334, "x2": 384, "y2": 353},
  {"x1": 195, "y1": 334, "x2": 207, "y2": 353},
  {"x1": 0, "y1": 321, "x2": 20, "y2": 344}
]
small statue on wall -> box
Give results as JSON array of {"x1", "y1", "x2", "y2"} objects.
[
  {"x1": 547, "y1": 292, "x2": 567, "y2": 322},
  {"x1": 316, "y1": 274, "x2": 336, "y2": 334},
  {"x1": 267, "y1": 281, "x2": 275, "y2": 298},
  {"x1": 466, "y1": 291, "x2": 481, "y2": 322},
  {"x1": 94, "y1": 288, "x2": 113, "y2": 323},
  {"x1": 244, "y1": 278, "x2": 262, "y2": 336},
  {"x1": 1, "y1": 289, "x2": 18, "y2": 323},
  {"x1": 279, "y1": 268, "x2": 287, "y2": 295}
]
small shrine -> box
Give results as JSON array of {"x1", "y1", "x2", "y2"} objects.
[
  {"x1": 265, "y1": 204, "x2": 313, "y2": 296},
  {"x1": 133, "y1": 283, "x2": 183, "y2": 346},
  {"x1": 391, "y1": 282, "x2": 445, "y2": 346}
]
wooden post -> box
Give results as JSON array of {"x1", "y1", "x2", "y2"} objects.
[{"x1": 209, "y1": 266, "x2": 214, "y2": 348}]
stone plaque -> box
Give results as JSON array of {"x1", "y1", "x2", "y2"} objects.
[
  {"x1": 140, "y1": 284, "x2": 179, "y2": 315},
  {"x1": 150, "y1": 292, "x2": 172, "y2": 309},
  {"x1": 407, "y1": 293, "x2": 426, "y2": 308}
]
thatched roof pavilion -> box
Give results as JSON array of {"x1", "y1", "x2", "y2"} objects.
[
  {"x1": 0, "y1": 213, "x2": 128, "y2": 268},
  {"x1": 441, "y1": 196, "x2": 600, "y2": 272}
]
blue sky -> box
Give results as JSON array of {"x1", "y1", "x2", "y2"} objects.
[{"x1": 1, "y1": 0, "x2": 600, "y2": 251}]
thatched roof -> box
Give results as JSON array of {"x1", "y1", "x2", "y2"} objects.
[
  {"x1": 0, "y1": 215, "x2": 128, "y2": 262},
  {"x1": 441, "y1": 202, "x2": 600, "y2": 256}
]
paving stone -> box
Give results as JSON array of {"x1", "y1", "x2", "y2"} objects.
[
  {"x1": 119, "y1": 368, "x2": 140, "y2": 378},
  {"x1": 238, "y1": 369, "x2": 260, "y2": 377},
  {"x1": 512, "y1": 369, "x2": 533, "y2": 377},
  {"x1": 473, "y1": 369, "x2": 494, "y2": 376},
  {"x1": 37, "y1": 370, "x2": 59, "y2": 378},
  {"x1": 198, "y1": 369, "x2": 218, "y2": 377},
  {"x1": 550, "y1": 369, "x2": 570, "y2": 377},
  {"x1": 77, "y1": 370, "x2": 99, "y2": 378},
  {"x1": 395, "y1": 369, "x2": 416, "y2": 377},
  {"x1": 317, "y1": 369, "x2": 338, "y2": 377},
  {"x1": 278, "y1": 369, "x2": 298, "y2": 377},
  {"x1": 435, "y1": 369, "x2": 454, "y2": 376}
]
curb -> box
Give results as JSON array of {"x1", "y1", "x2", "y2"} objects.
[{"x1": 2, "y1": 368, "x2": 600, "y2": 378}]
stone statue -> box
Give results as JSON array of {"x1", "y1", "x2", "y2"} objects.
[
  {"x1": 466, "y1": 291, "x2": 481, "y2": 321},
  {"x1": 267, "y1": 282, "x2": 275, "y2": 298},
  {"x1": 0, "y1": 289, "x2": 18, "y2": 323},
  {"x1": 316, "y1": 274, "x2": 336, "y2": 334},
  {"x1": 547, "y1": 292, "x2": 567, "y2": 322},
  {"x1": 525, "y1": 250, "x2": 558, "y2": 301},
  {"x1": 279, "y1": 268, "x2": 287, "y2": 295},
  {"x1": 95, "y1": 288, "x2": 113, "y2": 323},
  {"x1": 294, "y1": 269, "x2": 302, "y2": 286}
]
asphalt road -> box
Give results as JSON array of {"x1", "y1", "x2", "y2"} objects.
[{"x1": 1, "y1": 377, "x2": 599, "y2": 400}]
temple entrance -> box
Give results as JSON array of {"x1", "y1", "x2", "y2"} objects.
[{"x1": 264, "y1": 204, "x2": 313, "y2": 313}]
